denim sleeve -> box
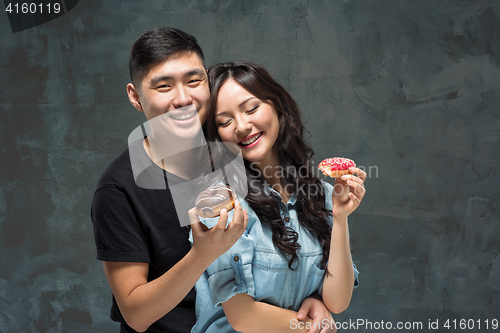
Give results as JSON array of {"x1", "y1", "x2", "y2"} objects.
[
  {"x1": 189, "y1": 209, "x2": 257, "y2": 307},
  {"x1": 323, "y1": 180, "x2": 334, "y2": 213},
  {"x1": 321, "y1": 181, "x2": 360, "y2": 289},
  {"x1": 206, "y1": 234, "x2": 256, "y2": 307}
]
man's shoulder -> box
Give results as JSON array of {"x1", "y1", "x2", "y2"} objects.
[{"x1": 94, "y1": 147, "x2": 133, "y2": 192}]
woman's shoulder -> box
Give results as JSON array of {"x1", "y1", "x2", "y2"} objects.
[{"x1": 320, "y1": 180, "x2": 334, "y2": 211}]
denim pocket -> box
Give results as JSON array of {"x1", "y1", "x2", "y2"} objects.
[
  {"x1": 303, "y1": 263, "x2": 326, "y2": 297},
  {"x1": 252, "y1": 257, "x2": 289, "y2": 304}
]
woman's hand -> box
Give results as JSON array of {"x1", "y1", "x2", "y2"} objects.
[{"x1": 331, "y1": 167, "x2": 367, "y2": 220}]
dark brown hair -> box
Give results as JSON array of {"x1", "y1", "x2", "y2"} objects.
[
  {"x1": 129, "y1": 27, "x2": 205, "y2": 86},
  {"x1": 206, "y1": 62, "x2": 332, "y2": 272}
]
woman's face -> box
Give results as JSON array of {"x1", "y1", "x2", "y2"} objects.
[{"x1": 215, "y1": 78, "x2": 280, "y2": 167}]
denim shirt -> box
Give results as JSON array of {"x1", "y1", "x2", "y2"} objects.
[{"x1": 189, "y1": 181, "x2": 359, "y2": 333}]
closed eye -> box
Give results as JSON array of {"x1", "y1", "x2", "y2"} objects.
[
  {"x1": 218, "y1": 119, "x2": 232, "y2": 127},
  {"x1": 246, "y1": 105, "x2": 258, "y2": 114}
]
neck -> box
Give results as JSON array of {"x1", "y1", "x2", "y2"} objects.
[
  {"x1": 256, "y1": 149, "x2": 290, "y2": 203},
  {"x1": 144, "y1": 130, "x2": 206, "y2": 179}
]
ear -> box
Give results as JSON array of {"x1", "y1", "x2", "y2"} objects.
[{"x1": 127, "y1": 83, "x2": 144, "y2": 112}]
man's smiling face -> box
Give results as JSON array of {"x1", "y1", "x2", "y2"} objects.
[{"x1": 127, "y1": 51, "x2": 210, "y2": 126}]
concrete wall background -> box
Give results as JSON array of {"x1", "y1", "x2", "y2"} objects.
[{"x1": 1, "y1": 0, "x2": 499, "y2": 331}]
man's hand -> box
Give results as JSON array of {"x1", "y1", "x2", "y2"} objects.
[
  {"x1": 189, "y1": 199, "x2": 248, "y2": 262},
  {"x1": 297, "y1": 294, "x2": 337, "y2": 333}
]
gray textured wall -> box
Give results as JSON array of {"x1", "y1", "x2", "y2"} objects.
[{"x1": 1, "y1": 0, "x2": 499, "y2": 332}]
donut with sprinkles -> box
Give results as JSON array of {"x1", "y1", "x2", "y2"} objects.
[{"x1": 318, "y1": 157, "x2": 356, "y2": 178}]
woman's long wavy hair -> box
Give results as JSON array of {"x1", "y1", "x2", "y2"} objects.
[{"x1": 206, "y1": 62, "x2": 332, "y2": 272}]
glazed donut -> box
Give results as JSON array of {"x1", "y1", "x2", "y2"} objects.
[
  {"x1": 318, "y1": 157, "x2": 356, "y2": 178},
  {"x1": 195, "y1": 185, "x2": 235, "y2": 218}
]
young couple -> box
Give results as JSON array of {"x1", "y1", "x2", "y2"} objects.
[{"x1": 91, "y1": 27, "x2": 366, "y2": 333}]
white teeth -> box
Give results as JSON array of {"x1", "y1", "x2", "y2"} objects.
[
  {"x1": 241, "y1": 133, "x2": 262, "y2": 145},
  {"x1": 170, "y1": 111, "x2": 196, "y2": 120}
]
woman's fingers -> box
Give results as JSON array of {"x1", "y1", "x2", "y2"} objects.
[
  {"x1": 349, "y1": 167, "x2": 367, "y2": 181},
  {"x1": 341, "y1": 168, "x2": 366, "y2": 199},
  {"x1": 349, "y1": 191, "x2": 362, "y2": 206},
  {"x1": 332, "y1": 167, "x2": 367, "y2": 218},
  {"x1": 346, "y1": 180, "x2": 366, "y2": 198}
]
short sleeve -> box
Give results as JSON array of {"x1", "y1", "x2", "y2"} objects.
[
  {"x1": 189, "y1": 209, "x2": 256, "y2": 307},
  {"x1": 91, "y1": 186, "x2": 150, "y2": 263},
  {"x1": 353, "y1": 262, "x2": 359, "y2": 288}
]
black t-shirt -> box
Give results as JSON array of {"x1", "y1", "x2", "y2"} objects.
[{"x1": 91, "y1": 145, "x2": 196, "y2": 333}]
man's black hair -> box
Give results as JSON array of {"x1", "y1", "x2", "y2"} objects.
[{"x1": 129, "y1": 27, "x2": 205, "y2": 86}]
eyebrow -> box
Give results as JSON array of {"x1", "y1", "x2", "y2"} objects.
[
  {"x1": 149, "y1": 69, "x2": 206, "y2": 87},
  {"x1": 238, "y1": 97, "x2": 255, "y2": 108}
]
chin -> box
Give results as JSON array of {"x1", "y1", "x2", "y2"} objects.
[{"x1": 242, "y1": 154, "x2": 264, "y2": 164}]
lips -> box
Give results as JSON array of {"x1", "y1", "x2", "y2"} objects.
[
  {"x1": 167, "y1": 105, "x2": 198, "y2": 124},
  {"x1": 169, "y1": 110, "x2": 196, "y2": 121},
  {"x1": 239, "y1": 132, "x2": 262, "y2": 147}
]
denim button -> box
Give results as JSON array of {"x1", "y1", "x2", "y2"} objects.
[
  {"x1": 234, "y1": 255, "x2": 239, "y2": 263},
  {"x1": 285, "y1": 217, "x2": 290, "y2": 222}
]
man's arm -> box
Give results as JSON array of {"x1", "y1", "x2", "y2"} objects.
[{"x1": 103, "y1": 205, "x2": 248, "y2": 332}]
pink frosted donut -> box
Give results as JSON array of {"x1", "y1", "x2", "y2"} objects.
[{"x1": 318, "y1": 157, "x2": 356, "y2": 178}]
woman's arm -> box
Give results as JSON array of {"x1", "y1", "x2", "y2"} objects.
[
  {"x1": 222, "y1": 294, "x2": 314, "y2": 333},
  {"x1": 322, "y1": 216, "x2": 355, "y2": 314},
  {"x1": 221, "y1": 292, "x2": 337, "y2": 333},
  {"x1": 322, "y1": 167, "x2": 366, "y2": 314}
]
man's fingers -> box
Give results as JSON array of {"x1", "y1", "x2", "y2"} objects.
[
  {"x1": 322, "y1": 316, "x2": 336, "y2": 333},
  {"x1": 241, "y1": 209, "x2": 248, "y2": 231},
  {"x1": 226, "y1": 200, "x2": 248, "y2": 236},
  {"x1": 308, "y1": 322, "x2": 321, "y2": 333},
  {"x1": 231, "y1": 200, "x2": 243, "y2": 224},
  {"x1": 189, "y1": 208, "x2": 210, "y2": 233},
  {"x1": 212, "y1": 208, "x2": 228, "y2": 232},
  {"x1": 188, "y1": 207, "x2": 201, "y2": 224},
  {"x1": 296, "y1": 310, "x2": 307, "y2": 321}
]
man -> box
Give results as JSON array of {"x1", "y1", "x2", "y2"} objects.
[{"x1": 91, "y1": 27, "x2": 335, "y2": 333}]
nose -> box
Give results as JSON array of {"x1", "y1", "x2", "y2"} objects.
[
  {"x1": 172, "y1": 85, "x2": 192, "y2": 109},
  {"x1": 234, "y1": 115, "x2": 251, "y2": 137}
]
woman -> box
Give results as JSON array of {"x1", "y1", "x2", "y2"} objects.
[{"x1": 191, "y1": 62, "x2": 366, "y2": 333}]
